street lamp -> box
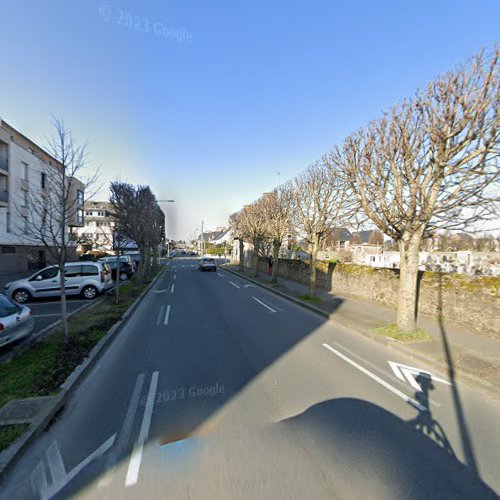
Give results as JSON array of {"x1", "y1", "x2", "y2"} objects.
[{"x1": 158, "y1": 199, "x2": 175, "y2": 258}]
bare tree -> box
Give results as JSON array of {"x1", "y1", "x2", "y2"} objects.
[
  {"x1": 368, "y1": 229, "x2": 384, "y2": 246},
  {"x1": 229, "y1": 211, "x2": 246, "y2": 271},
  {"x1": 338, "y1": 48, "x2": 499, "y2": 333},
  {"x1": 239, "y1": 201, "x2": 268, "y2": 277},
  {"x1": 292, "y1": 158, "x2": 355, "y2": 296},
  {"x1": 16, "y1": 118, "x2": 98, "y2": 342},
  {"x1": 261, "y1": 182, "x2": 293, "y2": 283}
]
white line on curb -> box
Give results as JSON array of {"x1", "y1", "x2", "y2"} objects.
[
  {"x1": 125, "y1": 371, "x2": 159, "y2": 487},
  {"x1": 252, "y1": 297, "x2": 276, "y2": 313},
  {"x1": 322, "y1": 343, "x2": 425, "y2": 411}
]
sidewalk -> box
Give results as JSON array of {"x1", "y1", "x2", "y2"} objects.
[{"x1": 224, "y1": 264, "x2": 500, "y2": 395}]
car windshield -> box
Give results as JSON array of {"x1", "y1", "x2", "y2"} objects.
[{"x1": 0, "y1": 295, "x2": 21, "y2": 317}]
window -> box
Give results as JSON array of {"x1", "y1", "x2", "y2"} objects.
[
  {"x1": 64, "y1": 265, "x2": 82, "y2": 278},
  {"x1": 97, "y1": 211, "x2": 104, "y2": 217},
  {"x1": 77, "y1": 209, "x2": 84, "y2": 225},
  {"x1": 77, "y1": 189, "x2": 84, "y2": 207},
  {"x1": 41, "y1": 172, "x2": 46, "y2": 189},
  {"x1": 30, "y1": 267, "x2": 59, "y2": 281},
  {"x1": 1, "y1": 246, "x2": 16, "y2": 254},
  {"x1": 82, "y1": 264, "x2": 99, "y2": 276},
  {"x1": 6, "y1": 212, "x2": 11, "y2": 233},
  {"x1": 85, "y1": 211, "x2": 92, "y2": 216},
  {"x1": 21, "y1": 161, "x2": 29, "y2": 180}
]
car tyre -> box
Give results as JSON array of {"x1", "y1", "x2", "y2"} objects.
[
  {"x1": 12, "y1": 289, "x2": 31, "y2": 304},
  {"x1": 81, "y1": 285, "x2": 98, "y2": 300}
]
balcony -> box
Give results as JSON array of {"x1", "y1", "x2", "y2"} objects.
[
  {"x1": 0, "y1": 157, "x2": 8, "y2": 173},
  {"x1": 0, "y1": 189, "x2": 8, "y2": 205}
]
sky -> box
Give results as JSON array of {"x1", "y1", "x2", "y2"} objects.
[{"x1": 0, "y1": 0, "x2": 499, "y2": 240}]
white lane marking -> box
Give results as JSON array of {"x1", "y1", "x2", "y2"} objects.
[
  {"x1": 228, "y1": 281, "x2": 240, "y2": 289},
  {"x1": 170, "y1": 284, "x2": 175, "y2": 294},
  {"x1": 258, "y1": 296, "x2": 284, "y2": 312},
  {"x1": 31, "y1": 462, "x2": 48, "y2": 496},
  {"x1": 333, "y1": 342, "x2": 441, "y2": 407},
  {"x1": 156, "y1": 305, "x2": 165, "y2": 326},
  {"x1": 46, "y1": 441, "x2": 67, "y2": 483},
  {"x1": 252, "y1": 297, "x2": 277, "y2": 313},
  {"x1": 164, "y1": 305, "x2": 171, "y2": 325},
  {"x1": 322, "y1": 343, "x2": 425, "y2": 411},
  {"x1": 217, "y1": 273, "x2": 223, "y2": 277},
  {"x1": 98, "y1": 373, "x2": 145, "y2": 488},
  {"x1": 174, "y1": 274, "x2": 176, "y2": 280},
  {"x1": 388, "y1": 361, "x2": 451, "y2": 391},
  {"x1": 125, "y1": 371, "x2": 159, "y2": 487},
  {"x1": 154, "y1": 289, "x2": 167, "y2": 294}
]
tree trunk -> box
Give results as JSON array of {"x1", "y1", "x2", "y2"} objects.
[
  {"x1": 144, "y1": 245, "x2": 151, "y2": 280},
  {"x1": 252, "y1": 238, "x2": 260, "y2": 277},
  {"x1": 271, "y1": 240, "x2": 280, "y2": 283},
  {"x1": 238, "y1": 239, "x2": 244, "y2": 272},
  {"x1": 115, "y1": 246, "x2": 121, "y2": 304},
  {"x1": 309, "y1": 234, "x2": 320, "y2": 296},
  {"x1": 59, "y1": 260, "x2": 69, "y2": 343},
  {"x1": 397, "y1": 235, "x2": 422, "y2": 333}
]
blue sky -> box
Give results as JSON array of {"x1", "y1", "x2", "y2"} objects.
[{"x1": 1, "y1": 1, "x2": 499, "y2": 240}]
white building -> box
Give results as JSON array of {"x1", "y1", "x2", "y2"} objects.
[
  {"x1": 76, "y1": 201, "x2": 116, "y2": 254},
  {"x1": 0, "y1": 119, "x2": 84, "y2": 273}
]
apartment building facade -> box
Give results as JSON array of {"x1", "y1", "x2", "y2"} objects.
[
  {"x1": 76, "y1": 201, "x2": 116, "y2": 253},
  {"x1": 0, "y1": 119, "x2": 85, "y2": 273}
]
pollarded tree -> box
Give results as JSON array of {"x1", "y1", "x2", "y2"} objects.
[
  {"x1": 337, "y1": 48, "x2": 499, "y2": 333},
  {"x1": 260, "y1": 182, "x2": 294, "y2": 283},
  {"x1": 292, "y1": 157, "x2": 356, "y2": 296},
  {"x1": 239, "y1": 200, "x2": 268, "y2": 277},
  {"x1": 229, "y1": 210, "x2": 246, "y2": 272}
]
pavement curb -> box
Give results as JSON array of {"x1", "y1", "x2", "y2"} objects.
[
  {"x1": 221, "y1": 266, "x2": 500, "y2": 400},
  {"x1": 0, "y1": 266, "x2": 166, "y2": 483}
]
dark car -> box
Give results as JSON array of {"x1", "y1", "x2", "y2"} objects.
[{"x1": 108, "y1": 261, "x2": 135, "y2": 281}]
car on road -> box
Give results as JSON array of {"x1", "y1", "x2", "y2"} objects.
[
  {"x1": 4, "y1": 262, "x2": 113, "y2": 303},
  {"x1": 199, "y1": 257, "x2": 217, "y2": 272},
  {"x1": 0, "y1": 294, "x2": 34, "y2": 348},
  {"x1": 108, "y1": 260, "x2": 135, "y2": 281}
]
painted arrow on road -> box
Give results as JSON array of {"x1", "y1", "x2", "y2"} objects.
[
  {"x1": 388, "y1": 361, "x2": 451, "y2": 391},
  {"x1": 154, "y1": 289, "x2": 167, "y2": 294},
  {"x1": 243, "y1": 284, "x2": 256, "y2": 288},
  {"x1": 31, "y1": 434, "x2": 116, "y2": 500}
]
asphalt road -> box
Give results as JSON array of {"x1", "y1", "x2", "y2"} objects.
[{"x1": 1, "y1": 259, "x2": 499, "y2": 499}]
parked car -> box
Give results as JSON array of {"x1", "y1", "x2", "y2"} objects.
[
  {"x1": 108, "y1": 261, "x2": 135, "y2": 281},
  {"x1": 4, "y1": 262, "x2": 113, "y2": 303},
  {"x1": 199, "y1": 257, "x2": 217, "y2": 272},
  {"x1": 124, "y1": 252, "x2": 141, "y2": 269},
  {"x1": 0, "y1": 294, "x2": 34, "y2": 348},
  {"x1": 100, "y1": 255, "x2": 137, "y2": 271},
  {"x1": 79, "y1": 254, "x2": 96, "y2": 262}
]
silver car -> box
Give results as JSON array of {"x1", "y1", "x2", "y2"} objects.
[
  {"x1": 4, "y1": 262, "x2": 113, "y2": 304},
  {"x1": 199, "y1": 257, "x2": 217, "y2": 272},
  {"x1": 0, "y1": 294, "x2": 34, "y2": 348}
]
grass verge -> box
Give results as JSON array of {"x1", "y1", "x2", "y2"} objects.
[
  {"x1": 0, "y1": 424, "x2": 30, "y2": 452},
  {"x1": 298, "y1": 294, "x2": 324, "y2": 304},
  {"x1": 0, "y1": 267, "x2": 161, "y2": 452},
  {"x1": 373, "y1": 323, "x2": 431, "y2": 343}
]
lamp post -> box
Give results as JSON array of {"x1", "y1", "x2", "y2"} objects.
[{"x1": 158, "y1": 199, "x2": 175, "y2": 258}]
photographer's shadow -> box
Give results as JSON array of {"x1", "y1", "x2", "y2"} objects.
[{"x1": 409, "y1": 372, "x2": 455, "y2": 457}]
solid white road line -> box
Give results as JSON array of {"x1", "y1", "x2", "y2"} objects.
[
  {"x1": 170, "y1": 283, "x2": 175, "y2": 293},
  {"x1": 98, "y1": 373, "x2": 146, "y2": 488},
  {"x1": 46, "y1": 441, "x2": 66, "y2": 483},
  {"x1": 174, "y1": 274, "x2": 176, "y2": 280},
  {"x1": 228, "y1": 281, "x2": 240, "y2": 289},
  {"x1": 164, "y1": 305, "x2": 171, "y2": 325},
  {"x1": 31, "y1": 462, "x2": 48, "y2": 496},
  {"x1": 125, "y1": 371, "x2": 159, "y2": 487},
  {"x1": 252, "y1": 296, "x2": 277, "y2": 313},
  {"x1": 156, "y1": 305, "x2": 165, "y2": 326},
  {"x1": 32, "y1": 313, "x2": 62, "y2": 318},
  {"x1": 322, "y1": 343, "x2": 425, "y2": 411}
]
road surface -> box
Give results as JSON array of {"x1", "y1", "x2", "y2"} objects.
[{"x1": 1, "y1": 259, "x2": 499, "y2": 499}]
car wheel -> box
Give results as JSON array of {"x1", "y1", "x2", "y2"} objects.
[
  {"x1": 12, "y1": 289, "x2": 31, "y2": 304},
  {"x1": 81, "y1": 285, "x2": 98, "y2": 300},
  {"x1": 119, "y1": 272, "x2": 128, "y2": 281}
]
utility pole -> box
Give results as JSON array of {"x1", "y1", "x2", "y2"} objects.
[{"x1": 201, "y1": 220, "x2": 204, "y2": 257}]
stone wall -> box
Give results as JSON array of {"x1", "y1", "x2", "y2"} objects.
[{"x1": 258, "y1": 257, "x2": 499, "y2": 336}]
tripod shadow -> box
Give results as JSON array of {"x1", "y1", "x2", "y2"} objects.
[{"x1": 409, "y1": 373, "x2": 455, "y2": 457}]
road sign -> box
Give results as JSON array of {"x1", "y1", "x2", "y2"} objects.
[{"x1": 388, "y1": 361, "x2": 451, "y2": 391}]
